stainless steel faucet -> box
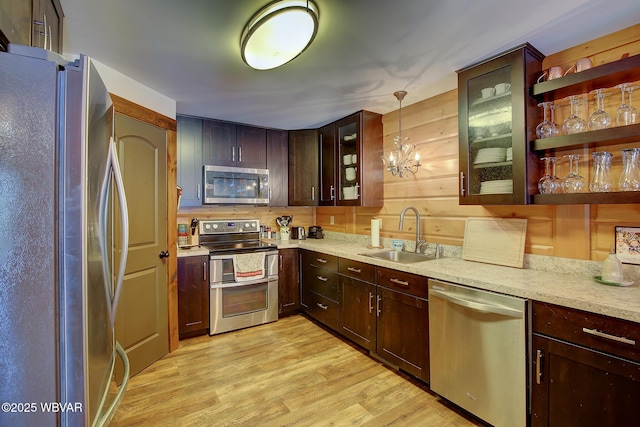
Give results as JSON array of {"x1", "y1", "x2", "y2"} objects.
[{"x1": 398, "y1": 206, "x2": 425, "y2": 253}]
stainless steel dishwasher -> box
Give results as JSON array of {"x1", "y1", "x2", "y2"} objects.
[{"x1": 428, "y1": 279, "x2": 527, "y2": 427}]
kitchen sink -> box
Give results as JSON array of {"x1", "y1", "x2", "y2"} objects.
[{"x1": 360, "y1": 249, "x2": 436, "y2": 264}]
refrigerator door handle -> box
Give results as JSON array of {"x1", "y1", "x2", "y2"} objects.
[
  {"x1": 109, "y1": 137, "x2": 129, "y2": 326},
  {"x1": 95, "y1": 341, "x2": 130, "y2": 427}
]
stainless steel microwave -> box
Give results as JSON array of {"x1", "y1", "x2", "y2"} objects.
[{"x1": 203, "y1": 165, "x2": 270, "y2": 204}]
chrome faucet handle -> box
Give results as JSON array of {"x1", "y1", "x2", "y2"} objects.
[{"x1": 416, "y1": 239, "x2": 427, "y2": 253}]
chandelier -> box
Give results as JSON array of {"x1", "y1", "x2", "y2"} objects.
[{"x1": 382, "y1": 91, "x2": 421, "y2": 177}]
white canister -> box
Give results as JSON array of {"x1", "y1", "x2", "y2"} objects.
[{"x1": 280, "y1": 226, "x2": 290, "y2": 240}]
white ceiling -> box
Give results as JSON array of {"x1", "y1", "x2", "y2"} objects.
[{"x1": 59, "y1": 0, "x2": 640, "y2": 130}]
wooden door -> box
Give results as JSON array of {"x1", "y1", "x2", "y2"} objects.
[
  {"x1": 236, "y1": 125, "x2": 266, "y2": 169},
  {"x1": 319, "y1": 123, "x2": 336, "y2": 205},
  {"x1": 376, "y1": 287, "x2": 430, "y2": 382},
  {"x1": 177, "y1": 256, "x2": 209, "y2": 338},
  {"x1": 288, "y1": 129, "x2": 319, "y2": 206},
  {"x1": 202, "y1": 119, "x2": 236, "y2": 167},
  {"x1": 278, "y1": 248, "x2": 299, "y2": 316},
  {"x1": 266, "y1": 129, "x2": 288, "y2": 206},
  {"x1": 339, "y1": 275, "x2": 376, "y2": 351},
  {"x1": 114, "y1": 113, "x2": 169, "y2": 377}
]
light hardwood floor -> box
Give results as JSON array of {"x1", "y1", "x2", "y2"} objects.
[{"x1": 111, "y1": 315, "x2": 485, "y2": 426}]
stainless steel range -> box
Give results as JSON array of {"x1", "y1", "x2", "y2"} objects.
[{"x1": 199, "y1": 219, "x2": 279, "y2": 335}]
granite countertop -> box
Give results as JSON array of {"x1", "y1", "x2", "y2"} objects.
[{"x1": 177, "y1": 237, "x2": 640, "y2": 324}]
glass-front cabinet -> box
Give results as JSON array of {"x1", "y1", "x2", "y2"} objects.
[
  {"x1": 337, "y1": 119, "x2": 359, "y2": 203},
  {"x1": 458, "y1": 44, "x2": 544, "y2": 205}
]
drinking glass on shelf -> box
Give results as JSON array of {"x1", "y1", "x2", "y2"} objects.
[
  {"x1": 627, "y1": 86, "x2": 638, "y2": 125},
  {"x1": 589, "y1": 151, "x2": 613, "y2": 192},
  {"x1": 538, "y1": 157, "x2": 560, "y2": 194},
  {"x1": 588, "y1": 89, "x2": 611, "y2": 130},
  {"x1": 536, "y1": 102, "x2": 555, "y2": 139},
  {"x1": 561, "y1": 154, "x2": 586, "y2": 193},
  {"x1": 619, "y1": 148, "x2": 640, "y2": 191},
  {"x1": 549, "y1": 104, "x2": 560, "y2": 136},
  {"x1": 562, "y1": 96, "x2": 587, "y2": 134},
  {"x1": 616, "y1": 83, "x2": 631, "y2": 125}
]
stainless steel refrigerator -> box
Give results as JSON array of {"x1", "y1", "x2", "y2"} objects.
[{"x1": 0, "y1": 45, "x2": 130, "y2": 426}]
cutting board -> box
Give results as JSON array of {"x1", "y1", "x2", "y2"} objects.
[{"x1": 462, "y1": 218, "x2": 527, "y2": 268}]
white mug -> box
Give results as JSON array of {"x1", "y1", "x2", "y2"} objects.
[
  {"x1": 343, "y1": 154, "x2": 352, "y2": 165},
  {"x1": 495, "y1": 83, "x2": 511, "y2": 94},
  {"x1": 481, "y1": 87, "x2": 495, "y2": 98}
]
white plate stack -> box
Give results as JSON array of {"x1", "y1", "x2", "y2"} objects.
[
  {"x1": 480, "y1": 179, "x2": 513, "y2": 194},
  {"x1": 506, "y1": 147, "x2": 513, "y2": 162},
  {"x1": 474, "y1": 147, "x2": 507, "y2": 164}
]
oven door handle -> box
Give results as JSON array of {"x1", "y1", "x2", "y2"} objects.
[{"x1": 210, "y1": 278, "x2": 274, "y2": 289}]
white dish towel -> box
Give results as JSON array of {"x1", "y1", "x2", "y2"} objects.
[{"x1": 233, "y1": 252, "x2": 266, "y2": 282}]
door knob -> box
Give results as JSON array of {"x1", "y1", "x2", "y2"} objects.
[{"x1": 159, "y1": 250, "x2": 170, "y2": 259}]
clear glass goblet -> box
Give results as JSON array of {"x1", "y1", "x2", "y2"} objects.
[
  {"x1": 549, "y1": 104, "x2": 560, "y2": 136},
  {"x1": 588, "y1": 89, "x2": 611, "y2": 130},
  {"x1": 616, "y1": 83, "x2": 631, "y2": 126},
  {"x1": 562, "y1": 96, "x2": 587, "y2": 134},
  {"x1": 538, "y1": 157, "x2": 560, "y2": 194},
  {"x1": 561, "y1": 154, "x2": 586, "y2": 193},
  {"x1": 536, "y1": 102, "x2": 555, "y2": 139},
  {"x1": 627, "y1": 86, "x2": 638, "y2": 125}
]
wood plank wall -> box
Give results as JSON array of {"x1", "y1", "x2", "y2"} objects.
[{"x1": 317, "y1": 24, "x2": 640, "y2": 261}]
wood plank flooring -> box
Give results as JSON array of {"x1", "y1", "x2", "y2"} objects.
[{"x1": 111, "y1": 315, "x2": 485, "y2": 426}]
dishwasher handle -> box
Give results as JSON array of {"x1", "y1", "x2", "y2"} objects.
[{"x1": 429, "y1": 288, "x2": 524, "y2": 318}]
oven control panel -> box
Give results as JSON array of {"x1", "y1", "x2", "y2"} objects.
[{"x1": 199, "y1": 219, "x2": 260, "y2": 235}]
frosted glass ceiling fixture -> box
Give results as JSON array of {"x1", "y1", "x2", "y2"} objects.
[
  {"x1": 382, "y1": 91, "x2": 421, "y2": 178},
  {"x1": 240, "y1": 0, "x2": 320, "y2": 70}
]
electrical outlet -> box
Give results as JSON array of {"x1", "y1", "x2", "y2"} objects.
[{"x1": 330, "y1": 216, "x2": 334, "y2": 224}]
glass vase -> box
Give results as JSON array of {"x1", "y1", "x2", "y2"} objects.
[
  {"x1": 589, "y1": 151, "x2": 613, "y2": 192},
  {"x1": 619, "y1": 148, "x2": 640, "y2": 191}
]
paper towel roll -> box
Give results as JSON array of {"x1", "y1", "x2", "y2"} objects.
[{"x1": 371, "y1": 218, "x2": 380, "y2": 247}]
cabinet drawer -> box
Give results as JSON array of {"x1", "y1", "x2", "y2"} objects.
[
  {"x1": 339, "y1": 258, "x2": 376, "y2": 283},
  {"x1": 303, "y1": 250, "x2": 338, "y2": 271},
  {"x1": 303, "y1": 264, "x2": 339, "y2": 301},
  {"x1": 376, "y1": 267, "x2": 429, "y2": 299},
  {"x1": 533, "y1": 301, "x2": 640, "y2": 363},
  {"x1": 305, "y1": 291, "x2": 339, "y2": 331}
]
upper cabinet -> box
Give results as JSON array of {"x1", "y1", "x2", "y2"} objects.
[
  {"x1": 530, "y1": 54, "x2": 640, "y2": 205},
  {"x1": 458, "y1": 43, "x2": 544, "y2": 205},
  {"x1": 0, "y1": 0, "x2": 63, "y2": 52},
  {"x1": 288, "y1": 129, "x2": 319, "y2": 206},
  {"x1": 319, "y1": 111, "x2": 384, "y2": 207},
  {"x1": 177, "y1": 116, "x2": 203, "y2": 207},
  {"x1": 267, "y1": 129, "x2": 289, "y2": 206},
  {"x1": 202, "y1": 120, "x2": 267, "y2": 169}
]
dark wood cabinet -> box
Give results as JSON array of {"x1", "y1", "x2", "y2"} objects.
[
  {"x1": 457, "y1": 43, "x2": 544, "y2": 205},
  {"x1": 288, "y1": 129, "x2": 319, "y2": 206},
  {"x1": 278, "y1": 248, "x2": 299, "y2": 317},
  {"x1": 267, "y1": 129, "x2": 289, "y2": 206},
  {"x1": 318, "y1": 111, "x2": 384, "y2": 206},
  {"x1": 202, "y1": 120, "x2": 266, "y2": 169},
  {"x1": 0, "y1": 0, "x2": 63, "y2": 52},
  {"x1": 375, "y1": 266, "x2": 430, "y2": 382},
  {"x1": 177, "y1": 116, "x2": 203, "y2": 207},
  {"x1": 339, "y1": 259, "x2": 376, "y2": 351},
  {"x1": 177, "y1": 256, "x2": 209, "y2": 338},
  {"x1": 531, "y1": 302, "x2": 640, "y2": 427},
  {"x1": 300, "y1": 250, "x2": 339, "y2": 330}
]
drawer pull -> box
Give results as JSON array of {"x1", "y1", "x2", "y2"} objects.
[
  {"x1": 582, "y1": 328, "x2": 636, "y2": 345},
  {"x1": 347, "y1": 267, "x2": 362, "y2": 274},
  {"x1": 317, "y1": 276, "x2": 328, "y2": 282},
  {"x1": 535, "y1": 350, "x2": 543, "y2": 385},
  {"x1": 317, "y1": 303, "x2": 328, "y2": 310},
  {"x1": 389, "y1": 278, "x2": 409, "y2": 287},
  {"x1": 316, "y1": 258, "x2": 327, "y2": 264}
]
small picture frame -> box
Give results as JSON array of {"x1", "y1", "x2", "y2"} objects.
[{"x1": 615, "y1": 226, "x2": 640, "y2": 264}]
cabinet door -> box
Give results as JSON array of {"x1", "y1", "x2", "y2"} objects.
[
  {"x1": 202, "y1": 119, "x2": 236, "y2": 167},
  {"x1": 458, "y1": 44, "x2": 543, "y2": 205},
  {"x1": 236, "y1": 125, "x2": 266, "y2": 169},
  {"x1": 531, "y1": 334, "x2": 640, "y2": 427},
  {"x1": 177, "y1": 256, "x2": 210, "y2": 338},
  {"x1": 278, "y1": 248, "x2": 299, "y2": 316},
  {"x1": 376, "y1": 286, "x2": 429, "y2": 382},
  {"x1": 177, "y1": 116, "x2": 203, "y2": 207},
  {"x1": 31, "y1": 0, "x2": 63, "y2": 52},
  {"x1": 266, "y1": 129, "x2": 288, "y2": 206},
  {"x1": 336, "y1": 116, "x2": 360, "y2": 205},
  {"x1": 0, "y1": 0, "x2": 31, "y2": 47},
  {"x1": 340, "y1": 275, "x2": 376, "y2": 351},
  {"x1": 319, "y1": 123, "x2": 336, "y2": 205},
  {"x1": 288, "y1": 129, "x2": 319, "y2": 206}
]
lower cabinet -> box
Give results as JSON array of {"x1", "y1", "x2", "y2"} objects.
[
  {"x1": 531, "y1": 302, "x2": 640, "y2": 427},
  {"x1": 300, "y1": 251, "x2": 339, "y2": 331},
  {"x1": 278, "y1": 248, "x2": 299, "y2": 317},
  {"x1": 177, "y1": 256, "x2": 209, "y2": 339},
  {"x1": 339, "y1": 259, "x2": 377, "y2": 352}
]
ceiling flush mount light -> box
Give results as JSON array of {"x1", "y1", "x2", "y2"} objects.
[
  {"x1": 382, "y1": 91, "x2": 421, "y2": 178},
  {"x1": 240, "y1": 0, "x2": 320, "y2": 70}
]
